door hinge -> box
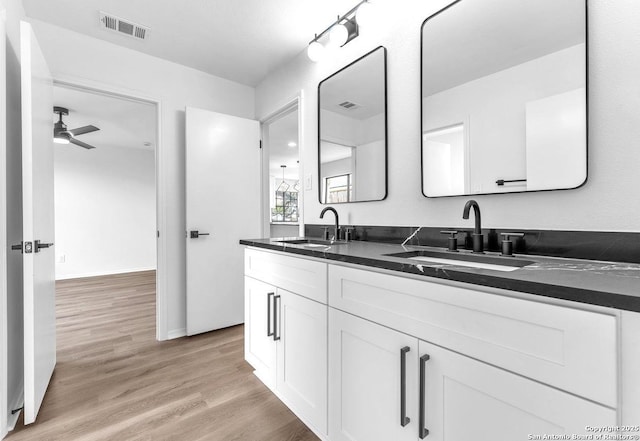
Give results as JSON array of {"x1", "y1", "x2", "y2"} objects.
[
  {"x1": 157, "y1": 230, "x2": 160, "y2": 238},
  {"x1": 259, "y1": 140, "x2": 262, "y2": 149}
]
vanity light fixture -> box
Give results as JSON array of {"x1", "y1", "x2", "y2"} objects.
[{"x1": 307, "y1": 0, "x2": 373, "y2": 62}]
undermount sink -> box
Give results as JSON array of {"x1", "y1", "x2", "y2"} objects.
[
  {"x1": 275, "y1": 238, "x2": 348, "y2": 248},
  {"x1": 385, "y1": 249, "x2": 534, "y2": 272}
]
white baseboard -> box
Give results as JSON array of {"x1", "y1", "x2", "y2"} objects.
[
  {"x1": 6, "y1": 390, "x2": 23, "y2": 432},
  {"x1": 167, "y1": 328, "x2": 186, "y2": 340},
  {"x1": 55, "y1": 267, "x2": 157, "y2": 280}
]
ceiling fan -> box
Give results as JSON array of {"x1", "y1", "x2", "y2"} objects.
[{"x1": 53, "y1": 106, "x2": 100, "y2": 149}]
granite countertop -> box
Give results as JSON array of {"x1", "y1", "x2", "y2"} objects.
[{"x1": 239, "y1": 237, "x2": 640, "y2": 313}]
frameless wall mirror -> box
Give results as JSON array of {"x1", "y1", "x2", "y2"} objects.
[
  {"x1": 421, "y1": 0, "x2": 587, "y2": 197},
  {"x1": 319, "y1": 46, "x2": 387, "y2": 203}
]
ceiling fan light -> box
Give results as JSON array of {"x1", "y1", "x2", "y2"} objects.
[{"x1": 54, "y1": 136, "x2": 70, "y2": 145}]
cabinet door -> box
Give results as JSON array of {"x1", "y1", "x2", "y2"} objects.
[
  {"x1": 277, "y1": 290, "x2": 328, "y2": 435},
  {"x1": 244, "y1": 276, "x2": 276, "y2": 388},
  {"x1": 329, "y1": 308, "x2": 418, "y2": 441},
  {"x1": 418, "y1": 340, "x2": 617, "y2": 441}
]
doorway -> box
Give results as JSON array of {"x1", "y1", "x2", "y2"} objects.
[
  {"x1": 51, "y1": 84, "x2": 158, "y2": 331},
  {"x1": 261, "y1": 101, "x2": 303, "y2": 238}
]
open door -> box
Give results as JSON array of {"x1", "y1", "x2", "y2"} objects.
[
  {"x1": 185, "y1": 108, "x2": 261, "y2": 336},
  {"x1": 20, "y1": 21, "x2": 56, "y2": 425}
]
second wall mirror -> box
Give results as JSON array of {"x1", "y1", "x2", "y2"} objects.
[
  {"x1": 421, "y1": 0, "x2": 587, "y2": 197},
  {"x1": 318, "y1": 46, "x2": 387, "y2": 204}
]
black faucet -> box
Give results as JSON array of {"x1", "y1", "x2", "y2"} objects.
[
  {"x1": 462, "y1": 200, "x2": 483, "y2": 253},
  {"x1": 320, "y1": 207, "x2": 340, "y2": 241}
]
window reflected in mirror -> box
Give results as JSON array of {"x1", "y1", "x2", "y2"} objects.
[{"x1": 324, "y1": 174, "x2": 353, "y2": 204}]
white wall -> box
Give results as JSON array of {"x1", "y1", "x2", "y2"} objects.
[
  {"x1": 27, "y1": 19, "x2": 255, "y2": 339},
  {"x1": 320, "y1": 109, "x2": 358, "y2": 145},
  {"x1": 256, "y1": 0, "x2": 640, "y2": 233},
  {"x1": 54, "y1": 145, "x2": 156, "y2": 279},
  {"x1": 1, "y1": 0, "x2": 25, "y2": 433},
  {"x1": 354, "y1": 139, "x2": 385, "y2": 201}
]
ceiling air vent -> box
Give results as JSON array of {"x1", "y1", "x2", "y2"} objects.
[
  {"x1": 338, "y1": 101, "x2": 361, "y2": 110},
  {"x1": 99, "y1": 12, "x2": 149, "y2": 41}
]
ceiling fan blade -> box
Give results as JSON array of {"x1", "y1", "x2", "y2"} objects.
[
  {"x1": 70, "y1": 138, "x2": 97, "y2": 150},
  {"x1": 68, "y1": 125, "x2": 100, "y2": 136}
]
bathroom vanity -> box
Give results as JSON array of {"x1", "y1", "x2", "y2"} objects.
[{"x1": 240, "y1": 238, "x2": 640, "y2": 441}]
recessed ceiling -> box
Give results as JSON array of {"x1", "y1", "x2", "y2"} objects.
[
  {"x1": 24, "y1": 0, "x2": 362, "y2": 87},
  {"x1": 53, "y1": 86, "x2": 156, "y2": 152}
]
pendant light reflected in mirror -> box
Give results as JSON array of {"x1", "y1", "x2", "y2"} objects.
[{"x1": 276, "y1": 165, "x2": 290, "y2": 192}]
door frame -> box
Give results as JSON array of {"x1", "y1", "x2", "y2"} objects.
[
  {"x1": 1, "y1": 5, "x2": 8, "y2": 438},
  {"x1": 259, "y1": 91, "x2": 305, "y2": 238},
  {"x1": 49, "y1": 75, "x2": 168, "y2": 341}
]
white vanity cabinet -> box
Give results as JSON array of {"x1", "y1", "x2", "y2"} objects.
[
  {"x1": 330, "y1": 308, "x2": 616, "y2": 441},
  {"x1": 328, "y1": 307, "x2": 418, "y2": 441},
  {"x1": 243, "y1": 247, "x2": 635, "y2": 441},
  {"x1": 275, "y1": 287, "x2": 327, "y2": 432},
  {"x1": 244, "y1": 248, "x2": 328, "y2": 437},
  {"x1": 420, "y1": 338, "x2": 616, "y2": 441},
  {"x1": 244, "y1": 276, "x2": 278, "y2": 388},
  {"x1": 328, "y1": 265, "x2": 619, "y2": 441}
]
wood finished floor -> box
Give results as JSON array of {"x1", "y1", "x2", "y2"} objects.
[{"x1": 8, "y1": 271, "x2": 318, "y2": 441}]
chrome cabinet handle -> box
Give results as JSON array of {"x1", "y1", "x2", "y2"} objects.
[
  {"x1": 273, "y1": 294, "x2": 281, "y2": 341},
  {"x1": 400, "y1": 346, "x2": 411, "y2": 427},
  {"x1": 267, "y1": 292, "x2": 275, "y2": 337},
  {"x1": 419, "y1": 354, "x2": 431, "y2": 439}
]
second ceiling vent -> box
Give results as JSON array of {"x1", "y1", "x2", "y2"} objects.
[{"x1": 99, "y1": 12, "x2": 149, "y2": 40}]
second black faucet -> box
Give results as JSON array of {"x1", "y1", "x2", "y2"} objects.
[{"x1": 462, "y1": 200, "x2": 484, "y2": 253}]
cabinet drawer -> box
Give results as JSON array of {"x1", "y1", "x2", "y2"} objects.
[
  {"x1": 328, "y1": 265, "x2": 617, "y2": 407},
  {"x1": 245, "y1": 248, "x2": 327, "y2": 304}
]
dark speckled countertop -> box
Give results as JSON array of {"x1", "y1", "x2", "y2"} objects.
[{"x1": 240, "y1": 237, "x2": 640, "y2": 313}]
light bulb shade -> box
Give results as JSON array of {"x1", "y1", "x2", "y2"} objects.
[
  {"x1": 329, "y1": 18, "x2": 358, "y2": 47},
  {"x1": 329, "y1": 23, "x2": 348, "y2": 47},
  {"x1": 307, "y1": 41, "x2": 325, "y2": 62},
  {"x1": 53, "y1": 136, "x2": 70, "y2": 144},
  {"x1": 356, "y1": 2, "x2": 375, "y2": 27}
]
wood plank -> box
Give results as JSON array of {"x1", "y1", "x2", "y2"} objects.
[{"x1": 8, "y1": 271, "x2": 318, "y2": 441}]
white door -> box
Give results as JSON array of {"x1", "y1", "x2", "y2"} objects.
[
  {"x1": 276, "y1": 290, "x2": 327, "y2": 434},
  {"x1": 20, "y1": 21, "x2": 56, "y2": 425},
  {"x1": 243, "y1": 276, "x2": 277, "y2": 388},
  {"x1": 185, "y1": 108, "x2": 261, "y2": 335},
  {"x1": 419, "y1": 340, "x2": 616, "y2": 440},
  {"x1": 329, "y1": 308, "x2": 418, "y2": 441}
]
